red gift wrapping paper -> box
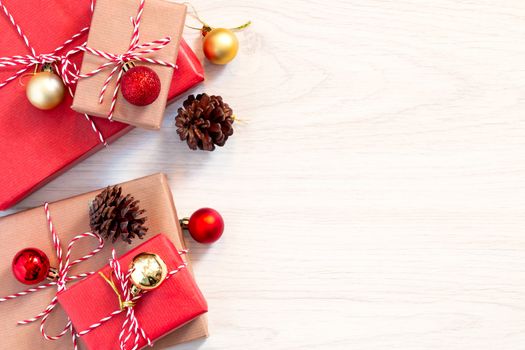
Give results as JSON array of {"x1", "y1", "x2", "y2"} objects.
[
  {"x1": 0, "y1": 0, "x2": 204, "y2": 210},
  {"x1": 58, "y1": 234, "x2": 208, "y2": 350}
]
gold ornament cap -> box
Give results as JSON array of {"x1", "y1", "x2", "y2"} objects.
[
  {"x1": 123, "y1": 61, "x2": 136, "y2": 72},
  {"x1": 129, "y1": 252, "x2": 168, "y2": 296}
]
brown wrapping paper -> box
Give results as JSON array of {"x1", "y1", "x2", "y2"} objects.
[
  {"x1": 0, "y1": 173, "x2": 208, "y2": 349},
  {"x1": 72, "y1": 0, "x2": 186, "y2": 129}
]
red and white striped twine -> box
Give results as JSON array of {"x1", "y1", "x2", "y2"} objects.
[
  {"x1": 75, "y1": 248, "x2": 188, "y2": 350},
  {"x1": 77, "y1": 0, "x2": 178, "y2": 121},
  {"x1": 0, "y1": 0, "x2": 107, "y2": 145},
  {"x1": 0, "y1": 203, "x2": 105, "y2": 350}
]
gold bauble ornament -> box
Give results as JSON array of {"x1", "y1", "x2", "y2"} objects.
[
  {"x1": 203, "y1": 28, "x2": 239, "y2": 65},
  {"x1": 129, "y1": 252, "x2": 168, "y2": 296},
  {"x1": 26, "y1": 67, "x2": 65, "y2": 110},
  {"x1": 185, "y1": 4, "x2": 250, "y2": 65}
]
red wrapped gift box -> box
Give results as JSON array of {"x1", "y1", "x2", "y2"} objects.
[
  {"x1": 58, "y1": 234, "x2": 208, "y2": 350},
  {"x1": 0, "y1": 0, "x2": 204, "y2": 210}
]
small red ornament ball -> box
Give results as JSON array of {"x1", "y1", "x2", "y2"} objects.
[
  {"x1": 188, "y1": 208, "x2": 224, "y2": 244},
  {"x1": 121, "y1": 66, "x2": 161, "y2": 106},
  {"x1": 12, "y1": 248, "x2": 50, "y2": 285}
]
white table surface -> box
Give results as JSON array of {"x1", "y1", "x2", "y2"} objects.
[{"x1": 3, "y1": 0, "x2": 525, "y2": 349}]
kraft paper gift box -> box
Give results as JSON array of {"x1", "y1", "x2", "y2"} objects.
[
  {"x1": 58, "y1": 234, "x2": 208, "y2": 350},
  {"x1": 0, "y1": 173, "x2": 208, "y2": 349},
  {"x1": 0, "y1": 0, "x2": 204, "y2": 210},
  {"x1": 72, "y1": 0, "x2": 187, "y2": 129}
]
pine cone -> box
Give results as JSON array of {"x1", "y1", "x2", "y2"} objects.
[
  {"x1": 89, "y1": 186, "x2": 148, "y2": 244},
  {"x1": 175, "y1": 93, "x2": 234, "y2": 151}
]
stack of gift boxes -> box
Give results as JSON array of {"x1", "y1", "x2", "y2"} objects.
[
  {"x1": 0, "y1": 174, "x2": 210, "y2": 349},
  {"x1": 0, "y1": 0, "x2": 217, "y2": 349}
]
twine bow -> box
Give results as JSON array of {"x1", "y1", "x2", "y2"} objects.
[
  {"x1": 0, "y1": 203, "x2": 105, "y2": 350},
  {"x1": 77, "y1": 0, "x2": 177, "y2": 121},
  {"x1": 0, "y1": 0, "x2": 106, "y2": 145},
  {"x1": 94, "y1": 249, "x2": 153, "y2": 350}
]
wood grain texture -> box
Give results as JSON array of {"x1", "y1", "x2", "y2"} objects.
[{"x1": 2, "y1": 0, "x2": 525, "y2": 348}]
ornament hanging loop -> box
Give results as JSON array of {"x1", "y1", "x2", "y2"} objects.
[
  {"x1": 18, "y1": 63, "x2": 43, "y2": 86},
  {"x1": 183, "y1": 2, "x2": 251, "y2": 34},
  {"x1": 230, "y1": 20, "x2": 252, "y2": 32},
  {"x1": 99, "y1": 272, "x2": 137, "y2": 310}
]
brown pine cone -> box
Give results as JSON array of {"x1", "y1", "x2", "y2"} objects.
[
  {"x1": 89, "y1": 185, "x2": 148, "y2": 244},
  {"x1": 175, "y1": 93, "x2": 234, "y2": 151}
]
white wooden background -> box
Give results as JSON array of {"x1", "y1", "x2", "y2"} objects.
[{"x1": 3, "y1": 0, "x2": 525, "y2": 349}]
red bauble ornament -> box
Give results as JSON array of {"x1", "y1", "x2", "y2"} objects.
[
  {"x1": 121, "y1": 66, "x2": 161, "y2": 106},
  {"x1": 187, "y1": 208, "x2": 224, "y2": 244},
  {"x1": 12, "y1": 248, "x2": 51, "y2": 285}
]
